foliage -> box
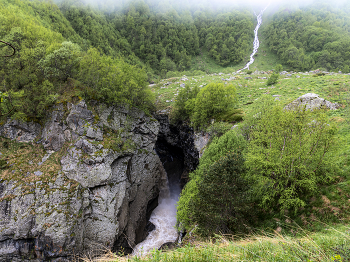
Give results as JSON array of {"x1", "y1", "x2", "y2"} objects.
[
  {"x1": 57, "y1": 0, "x2": 256, "y2": 74},
  {"x1": 194, "y1": 10, "x2": 255, "y2": 66},
  {"x1": 274, "y1": 64, "x2": 283, "y2": 73},
  {"x1": 191, "y1": 83, "x2": 237, "y2": 128},
  {"x1": 266, "y1": 73, "x2": 279, "y2": 86},
  {"x1": 38, "y1": 41, "x2": 81, "y2": 82},
  {"x1": 77, "y1": 48, "x2": 155, "y2": 112},
  {"x1": 172, "y1": 83, "x2": 238, "y2": 128},
  {"x1": 264, "y1": 5, "x2": 350, "y2": 71},
  {"x1": 0, "y1": 0, "x2": 155, "y2": 120},
  {"x1": 205, "y1": 121, "x2": 233, "y2": 139},
  {"x1": 243, "y1": 96, "x2": 339, "y2": 214},
  {"x1": 172, "y1": 85, "x2": 199, "y2": 122},
  {"x1": 194, "y1": 151, "x2": 250, "y2": 235},
  {"x1": 177, "y1": 129, "x2": 249, "y2": 234}
]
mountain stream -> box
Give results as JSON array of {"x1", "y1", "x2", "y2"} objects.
[
  {"x1": 132, "y1": 168, "x2": 179, "y2": 257},
  {"x1": 237, "y1": 6, "x2": 269, "y2": 72}
]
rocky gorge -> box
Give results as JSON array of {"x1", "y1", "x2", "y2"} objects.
[{"x1": 0, "y1": 100, "x2": 200, "y2": 261}]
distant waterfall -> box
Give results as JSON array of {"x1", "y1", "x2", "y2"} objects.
[{"x1": 237, "y1": 5, "x2": 269, "y2": 73}]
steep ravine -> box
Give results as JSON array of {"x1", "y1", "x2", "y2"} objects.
[
  {"x1": 0, "y1": 103, "x2": 200, "y2": 261},
  {"x1": 131, "y1": 115, "x2": 200, "y2": 255}
]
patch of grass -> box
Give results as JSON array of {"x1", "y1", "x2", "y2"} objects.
[{"x1": 85, "y1": 223, "x2": 350, "y2": 261}]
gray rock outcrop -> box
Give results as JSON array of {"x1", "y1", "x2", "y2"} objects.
[
  {"x1": 0, "y1": 100, "x2": 166, "y2": 261},
  {"x1": 284, "y1": 93, "x2": 341, "y2": 111}
]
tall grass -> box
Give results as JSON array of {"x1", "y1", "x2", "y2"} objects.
[{"x1": 80, "y1": 222, "x2": 350, "y2": 262}]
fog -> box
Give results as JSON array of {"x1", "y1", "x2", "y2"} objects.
[{"x1": 56, "y1": 0, "x2": 350, "y2": 12}]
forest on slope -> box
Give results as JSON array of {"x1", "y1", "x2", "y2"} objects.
[
  {"x1": 264, "y1": 2, "x2": 350, "y2": 72},
  {"x1": 0, "y1": 0, "x2": 255, "y2": 121}
]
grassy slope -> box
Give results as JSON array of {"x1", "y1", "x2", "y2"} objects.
[
  {"x1": 86, "y1": 224, "x2": 350, "y2": 261},
  {"x1": 146, "y1": 70, "x2": 350, "y2": 262}
]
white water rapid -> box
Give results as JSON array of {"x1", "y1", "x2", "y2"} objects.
[
  {"x1": 237, "y1": 5, "x2": 269, "y2": 73},
  {"x1": 132, "y1": 172, "x2": 179, "y2": 257}
]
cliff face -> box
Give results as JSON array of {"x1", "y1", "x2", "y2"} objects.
[
  {"x1": 0, "y1": 100, "x2": 167, "y2": 261},
  {"x1": 154, "y1": 115, "x2": 199, "y2": 188}
]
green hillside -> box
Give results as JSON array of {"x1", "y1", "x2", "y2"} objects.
[
  {"x1": 1, "y1": 0, "x2": 350, "y2": 261},
  {"x1": 264, "y1": 3, "x2": 350, "y2": 72}
]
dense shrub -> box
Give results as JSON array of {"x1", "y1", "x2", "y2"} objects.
[
  {"x1": 172, "y1": 83, "x2": 238, "y2": 128},
  {"x1": 194, "y1": 151, "x2": 250, "y2": 234},
  {"x1": 172, "y1": 85, "x2": 199, "y2": 122},
  {"x1": 243, "y1": 96, "x2": 339, "y2": 214},
  {"x1": 266, "y1": 73, "x2": 279, "y2": 85},
  {"x1": 177, "y1": 129, "x2": 250, "y2": 234},
  {"x1": 205, "y1": 121, "x2": 233, "y2": 139},
  {"x1": 190, "y1": 83, "x2": 237, "y2": 128},
  {"x1": 77, "y1": 48, "x2": 155, "y2": 113}
]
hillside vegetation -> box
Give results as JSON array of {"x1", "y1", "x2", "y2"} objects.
[
  {"x1": 264, "y1": 2, "x2": 350, "y2": 72},
  {"x1": 1, "y1": 0, "x2": 350, "y2": 261}
]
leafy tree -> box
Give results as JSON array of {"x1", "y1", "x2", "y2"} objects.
[
  {"x1": 177, "y1": 129, "x2": 250, "y2": 235},
  {"x1": 191, "y1": 83, "x2": 237, "y2": 128},
  {"x1": 195, "y1": 151, "x2": 250, "y2": 234},
  {"x1": 77, "y1": 48, "x2": 155, "y2": 113},
  {"x1": 265, "y1": 6, "x2": 350, "y2": 71},
  {"x1": 243, "y1": 96, "x2": 339, "y2": 214},
  {"x1": 172, "y1": 85, "x2": 199, "y2": 122},
  {"x1": 274, "y1": 64, "x2": 283, "y2": 73},
  {"x1": 38, "y1": 41, "x2": 81, "y2": 82}
]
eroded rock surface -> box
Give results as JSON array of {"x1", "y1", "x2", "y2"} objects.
[
  {"x1": 0, "y1": 101, "x2": 166, "y2": 261},
  {"x1": 284, "y1": 93, "x2": 341, "y2": 111},
  {"x1": 154, "y1": 115, "x2": 199, "y2": 186}
]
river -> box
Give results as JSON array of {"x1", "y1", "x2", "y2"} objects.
[{"x1": 132, "y1": 172, "x2": 179, "y2": 257}]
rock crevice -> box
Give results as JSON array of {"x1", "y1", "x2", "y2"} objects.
[{"x1": 0, "y1": 101, "x2": 167, "y2": 261}]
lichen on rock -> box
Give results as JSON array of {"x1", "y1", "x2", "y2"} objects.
[
  {"x1": 0, "y1": 100, "x2": 166, "y2": 260},
  {"x1": 284, "y1": 93, "x2": 341, "y2": 111}
]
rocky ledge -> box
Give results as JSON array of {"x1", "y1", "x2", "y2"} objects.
[{"x1": 0, "y1": 100, "x2": 168, "y2": 261}]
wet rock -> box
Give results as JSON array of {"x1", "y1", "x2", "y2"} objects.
[{"x1": 159, "y1": 242, "x2": 176, "y2": 251}]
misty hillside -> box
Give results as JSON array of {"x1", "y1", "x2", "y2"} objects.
[
  {"x1": 264, "y1": 3, "x2": 350, "y2": 72},
  {"x1": 2, "y1": 0, "x2": 350, "y2": 261}
]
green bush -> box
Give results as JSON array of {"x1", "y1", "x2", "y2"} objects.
[
  {"x1": 274, "y1": 64, "x2": 283, "y2": 73},
  {"x1": 77, "y1": 48, "x2": 155, "y2": 113},
  {"x1": 243, "y1": 96, "x2": 339, "y2": 214},
  {"x1": 191, "y1": 83, "x2": 237, "y2": 128},
  {"x1": 177, "y1": 129, "x2": 249, "y2": 234},
  {"x1": 206, "y1": 121, "x2": 232, "y2": 139},
  {"x1": 194, "y1": 151, "x2": 250, "y2": 235},
  {"x1": 38, "y1": 41, "x2": 81, "y2": 82},
  {"x1": 266, "y1": 73, "x2": 279, "y2": 85},
  {"x1": 172, "y1": 85, "x2": 199, "y2": 122}
]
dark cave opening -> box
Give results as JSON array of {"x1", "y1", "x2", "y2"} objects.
[
  {"x1": 155, "y1": 138, "x2": 185, "y2": 197},
  {"x1": 113, "y1": 116, "x2": 199, "y2": 255}
]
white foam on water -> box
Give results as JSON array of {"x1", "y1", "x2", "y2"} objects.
[
  {"x1": 132, "y1": 167, "x2": 179, "y2": 257},
  {"x1": 237, "y1": 5, "x2": 269, "y2": 73},
  {"x1": 132, "y1": 197, "x2": 178, "y2": 256}
]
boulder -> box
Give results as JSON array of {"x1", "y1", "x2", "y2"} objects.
[
  {"x1": 0, "y1": 119, "x2": 41, "y2": 143},
  {"x1": 284, "y1": 93, "x2": 340, "y2": 111}
]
